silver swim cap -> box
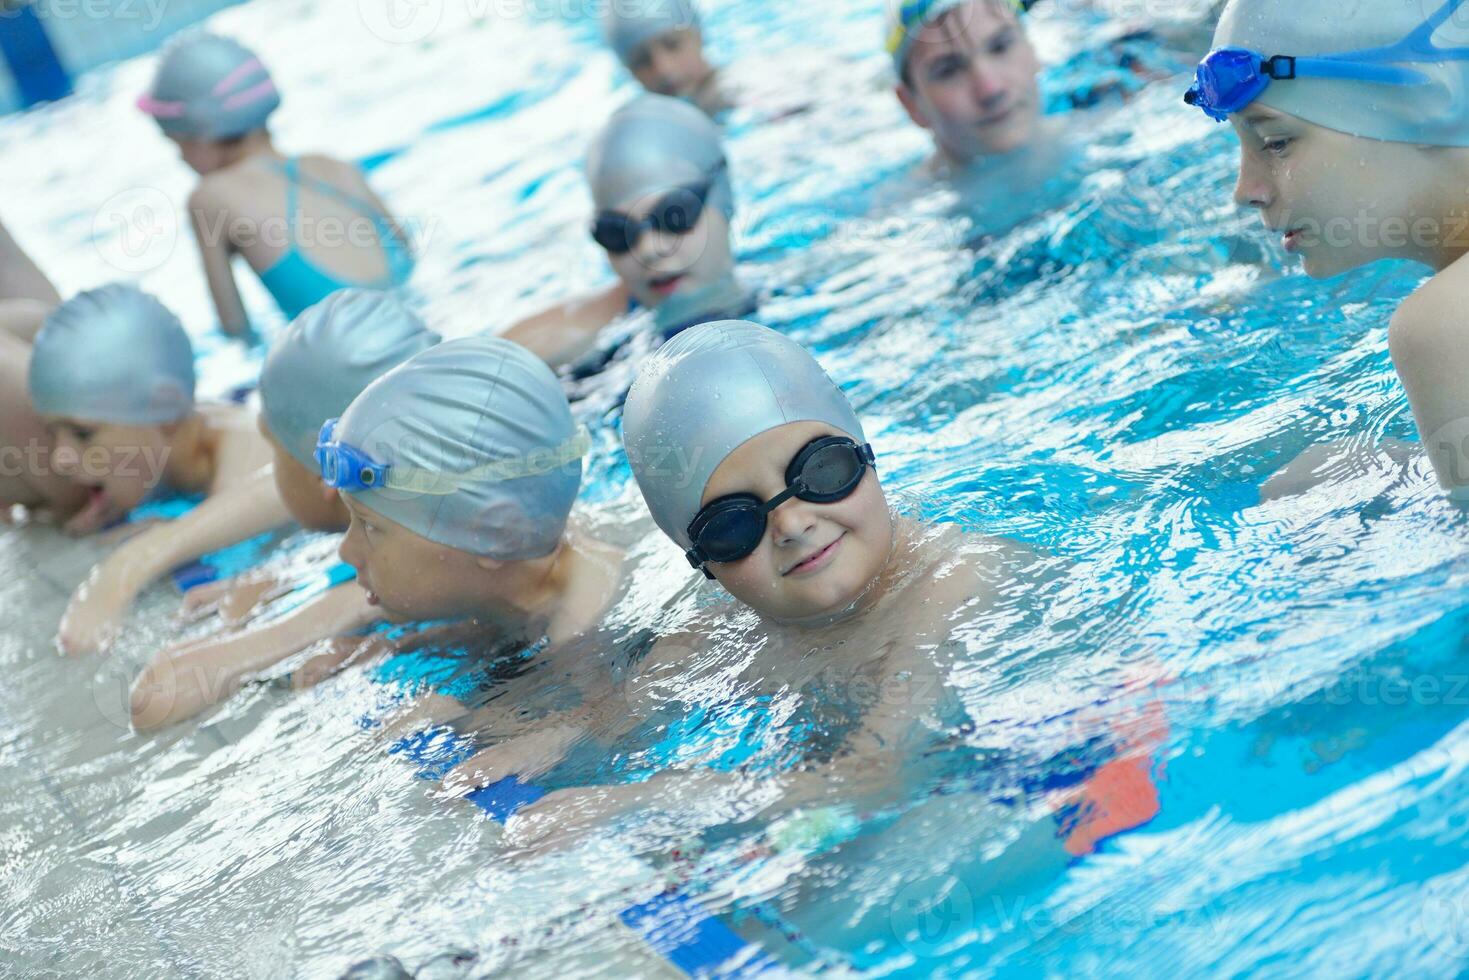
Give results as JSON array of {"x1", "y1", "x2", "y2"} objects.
[
  {"x1": 138, "y1": 32, "x2": 280, "y2": 140},
  {"x1": 588, "y1": 94, "x2": 733, "y2": 220},
  {"x1": 603, "y1": 0, "x2": 700, "y2": 68},
  {"x1": 335, "y1": 337, "x2": 586, "y2": 560},
  {"x1": 1213, "y1": 0, "x2": 1469, "y2": 146},
  {"x1": 261, "y1": 289, "x2": 439, "y2": 469},
  {"x1": 622, "y1": 320, "x2": 866, "y2": 550},
  {"x1": 29, "y1": 284, "x2": 195, "y2": 425},
  {"x1": 886, "y1": 0, "x2": 1025, "y2": 81}
]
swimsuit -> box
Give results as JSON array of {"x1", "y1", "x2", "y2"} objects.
[{"x1": 254, "y1": 157, "x2": 415, "y2": 320}]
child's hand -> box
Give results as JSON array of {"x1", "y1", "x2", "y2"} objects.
[
  {"x1": 288, "y1": 635, "x2": 383, "y2": 690},
  {"x1": 57, "y1": 563, "x2": 137, "y2": 655},
  {"x1": 180, "y1": 573, "x2": 287, "y2": 626},
  {"x1": 442, "y1": 724, "x2": 583, "y2": 797}
]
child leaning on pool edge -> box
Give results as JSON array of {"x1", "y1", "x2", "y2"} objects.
[
  {"x1": 27, "y1": 284, "x2": 289, "y2": 656},
  {"x1": 447, "y1": 320, "x2": 1161, "y2": 858},
  {"x1": 1187, "y1": 0, "x2": 1469, "y2": 497}
]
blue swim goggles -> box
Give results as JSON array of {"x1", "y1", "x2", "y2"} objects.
[
  {"x1": 314, "y1": 418, "x2": 591, "y2": 494},
  {"x1": 1184, "y1": 0, "x2": 1469, "y2": 122}
]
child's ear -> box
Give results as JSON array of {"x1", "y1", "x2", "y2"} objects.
[{"x1": 895, "y1": 84, "x2": 932, "y2": 131}]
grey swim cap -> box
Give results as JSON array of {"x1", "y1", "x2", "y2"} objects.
[
  {"x1": 138, "y1": 32, "x2": 280, "y2": 140},
  {"x1": 588, "y1": 94, "x2": 732, "y2": 220},
  {"x1": 261, "y1": 289, "x2": 439, "y2": 469},
  {"x1": 29, "y1": 284, "x2": 195, "y2": 426},
  {"x1": 887, "y1": 0, "x2": 1025, "y2": 81},
  {"x1": 1213, "y1": 0, "x2": 1469, "y2": 146},
  {"x1": 335, "y1": 336, "x2": 586, "y2": 560},
  {"x1": 604, "y1": 0, "x2": 700, "y2": 68},
  {"x1": 622, "y1": 320, "x2": 866, "y2": 550}
]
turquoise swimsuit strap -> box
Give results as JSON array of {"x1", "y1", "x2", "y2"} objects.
[{"x1": 267, "y1": 157, "x2": 411, "y2": 278}]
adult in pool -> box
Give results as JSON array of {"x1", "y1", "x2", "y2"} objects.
[
  {"x1": 447, "y1": 321, "x2": 1162, "y2": 860},
  {"x1": 28, "y1": 284, "x2": 289, "y2": 654},
  {"x1": 131, "y1": 289, "x2": 439, "y2": 730},
  {"x1": 1186, "y1": 0, "x2": 1469, "y2": 497},
  {"x1": 138, "y1": 32, "x2": 414, "y2": 337},
  {"x1": 603, "y1": 0, "x2": 731, "y2": 116},
  {"x1": 502, "y1": 94, "x2": 753, "y2": 371}
]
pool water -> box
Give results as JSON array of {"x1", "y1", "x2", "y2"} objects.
[{"x1": 3, "y1": 0, "x2": 1469, "y2": 976}]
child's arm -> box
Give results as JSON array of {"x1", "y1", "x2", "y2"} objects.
[
  {"x1": 1389, "y1": 276, "x2": 1469, "y2": 498},
  {"x1": 500, "y1": 283, "x2": 630, "y2": 369},
  {"x1": 187, "y1": 185, "x2": 251, "y2": 339},
  {"x1": 58, "y1": 466, "x2": 292, "y2": 655},
  {"x1": 179, "y1": 569, "x2": 291, "y2": 626},
  {"x1": 129, "y1": 581, "x2": 378, "y2": 730}
]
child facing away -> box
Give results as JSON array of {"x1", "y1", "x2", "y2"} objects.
[
  {"x1": 1187, "y1": 0, "x2": 1469, "y2": 497},
  {"x1": 446, "y1": 320, "x2": 1162, "y2": 861},
  {"x1": 138, "y1": 32, "x2": 414, "y2": 337},
  {"x1": 26, "y1": 284, "x2": 289, "y2": 654}
]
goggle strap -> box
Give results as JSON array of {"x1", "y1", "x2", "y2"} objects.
[{"x1": 383, "y1": 427, "x2": 593, "y2": 495}]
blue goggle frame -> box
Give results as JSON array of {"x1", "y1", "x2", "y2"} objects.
[
  {"x1": 315, "y1": 418, "x2": 389, "y2": 492},
  {"x1": 1184, "y1": 0, "x2": 1469, "y2": 122}
]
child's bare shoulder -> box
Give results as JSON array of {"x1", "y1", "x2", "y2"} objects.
[{"x1": 1389, "y1": 257, "x2": 1469, "y2": 353}]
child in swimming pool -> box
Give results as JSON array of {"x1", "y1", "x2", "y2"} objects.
[
  {"x1": 891, "y1": 0, "x2": 1049, "y2": 176},
  {"x1": 145, "y1": 336, "x2": 628, "y2": 732},
  {"x1": 138, "y1": 32, "x2": 414, "y2": 337},
  {"x1": 502, "y1": 94, "x2": 753, "y2": 370},
  {"x1": 1189, "y1": 0, "x2": 1469, "y2": 498},
  {"x1": 448, "y1": 321, "x2": 1161, "y2": 857},
  {"x1": 129, "y1": 289, "x2": 438, "y2": 730},
  {"x1": 27, "y1": 284, "x2": 290, "y2": 655},
  {"x1": 603, "y1": 0, "x2": 731, "y2": 116}
]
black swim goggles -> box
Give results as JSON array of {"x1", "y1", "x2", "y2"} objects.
[
  {"x1": 590, "y1": 160, "x2": 726, "y2": 255},
  {"x1": 685, "y1": 435, "x2": 876, "y2": 576}
]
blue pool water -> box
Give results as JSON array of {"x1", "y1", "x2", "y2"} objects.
[{"x1": 2, "y1": 0, "x2": 1468, "y2": 976}]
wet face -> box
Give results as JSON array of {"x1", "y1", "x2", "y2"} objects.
[
  {"x1": 896, "y1": 0, "x2": 1042, "y2": 164},
  {"x1": 698, "y1": 421, "x2": 894, "y2": 626},
  {"x1": 258, "y1": 418, "x2": 348, "y2": 532},
  {"x1": 44, "y1": 417, "x2": 173, "y2": 532},
  {"x1": 604, "y1": 185, "x2": 735, "y2": 309},
  {"x1": 1230, "y1": 105, "x2": 1440, "y2": 278},
  {"x1": 337, "y1": 494, "x2": 498, "y2": 620},
  {"x1": 628, "y1": 28, "x2": 713, "y2": 100}
]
